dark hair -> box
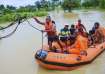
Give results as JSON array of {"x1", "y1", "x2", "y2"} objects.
[
  {"x1": 94, "y1": 22, "x2": 100, "y2": 29},
  {"x1": 78, "y1": 19, "x2": 81, "y2": 22},
  {"x1": 95, "y1": 22, "x2": 100, "y2": 26},
  {"x1": 89, "y1": 30, "x2": 95, "y2": 35},
  {"x1": 60, "y1": 37, "x2": 67, "y2": 42},
  {"x1": 53, "y1": 36, "x2": 59, "y2": 41},
  {"x1": 71, "y1": 24, "x2": 75, "y2": 28}
]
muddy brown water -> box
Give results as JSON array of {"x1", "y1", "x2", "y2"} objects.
[{"x1": 0, "y1": 10, "x2": 105, "y2": 74}]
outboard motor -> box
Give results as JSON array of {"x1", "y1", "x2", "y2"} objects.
[{"x1": 35, "y1": 50, "x2": 48, "y2": 60}]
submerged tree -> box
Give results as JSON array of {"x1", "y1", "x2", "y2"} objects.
[
  {"x1": 82, "y1": 1, "x2": 93, "y2": 8},
  {"x1": 82, "y1": 0, "x2": 103, "y2": 8},
  {"x1": 51, "y1": 0, "x2": 60, "y2": 9},
  {"x1": 99, "y1": 0, "x2": 105, "y2": 8},
  {"x1": 61, "y1": 0, "x2": 80, "y2": 12}
]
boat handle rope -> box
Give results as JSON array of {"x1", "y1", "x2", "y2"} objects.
[
  {"x1": 26, "y1": 19, "x2": 46, "y2": 57},
  {"x1": 0, "y1": 19, "x2": 25, "y2": 40}
]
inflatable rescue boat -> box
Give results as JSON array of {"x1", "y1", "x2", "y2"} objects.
[{"x1": 35, "y1": 42, "x2": 105, "y2": 70}]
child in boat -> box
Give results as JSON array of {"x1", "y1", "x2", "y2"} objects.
[
  {"x1": 88, "y1": 30, "x2": 96, "y2": 46},
  {"x1": 69, "y1": 24, "x2": 76, "y2": 45},
  {"x1": 70, "y1": 24, "x2": 76, "y2": 35}
]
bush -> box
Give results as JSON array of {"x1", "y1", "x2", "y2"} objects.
[
  {"x1": 61, "y1": 0, "x2": 80, "y2": 12},
  {"x1": 0, "y1": 13, "x2": 15, "y2": 23},
  {"x1": 0, "y1": 11, "x2": 48, "y2": 23}
]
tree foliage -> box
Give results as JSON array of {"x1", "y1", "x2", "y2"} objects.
[
  {"x1": 82, "y1": 0, "x2": 105, "y2": 8},
  {"x1": 99, "y1": 0, "x2": 105, "y2": 8},
  {"x1": 0, "y1": 5, "x2": 5, "y2": 10},
  {"x1": 61, "y1": 0, "x2": 80, "y2": 12},
  {"x1": 6, "y1": 5, "x2": 16, "y2": 10}
]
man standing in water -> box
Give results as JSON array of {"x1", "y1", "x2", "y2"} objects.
[{"x1": 33, "y1": 16, "x2": 57, "y2": 47}]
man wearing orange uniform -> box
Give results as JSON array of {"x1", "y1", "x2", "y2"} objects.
[
  {"x1": 33, "y1": 16, "x2": 57, "y2": 47},
  {"x1": 76, "y1": 19, "x2": 87, "y2": 37},
  {"x1": 68, "y1": 34, "x2": 88, "y2": 55}
]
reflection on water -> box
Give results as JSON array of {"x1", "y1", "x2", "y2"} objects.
[{"x1": 0, "y1": 10, "x2": 105, "y2": 74}]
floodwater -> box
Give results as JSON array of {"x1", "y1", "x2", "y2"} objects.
[{"x1": 0, "y1": 10, "x2": 105, "y2": 74}]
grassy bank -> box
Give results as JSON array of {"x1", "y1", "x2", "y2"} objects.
[{"x1": 0, "y1": 11, "x2": 48, "y2": 24}]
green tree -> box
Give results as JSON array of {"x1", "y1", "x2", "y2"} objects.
[
  {"x1": 6, "y1": 5, "x2": 16, "y2": 10},
  {"x1": 40, "y1": 0, "x2": 49, "y2": 11},
  {"x1": 82, "y1": 0, "x2": 100, "y2": 8},
  {"x1": 62, "y1": 0, "x2": 80, "y2": 12},
  {"x1": 82, "y1": 1, "x2": 93, "y2": 8},
  {"x1": 0, "y1": 5, "x2": 5, "y2": 10},
  {"x1": 99, "y1": 0, "x2": 105, "y2": 8},
  {"x1": 51, "y1": 0, "x2": 60, "y2": 10},
  {"x1": 35, "y1": 1, "x2": 41, "y2": 10},
  {"x1": 3, "y1": 9, "x2": 13, "y2": 14}
]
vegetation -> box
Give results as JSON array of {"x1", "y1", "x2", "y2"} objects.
[
  {"x1": 61, "y1": 0, "x2": 81, "y2": 12},
  {"x1": 0, "y1": 0, "x2": 54, "y2": 23},
  {"x1": 61, "y1": 0, "x2": 105, "y2": 11},
  {"x1": 82, "y1": 0, "x2": 105, "y2": 9},
  {"x1": 0, "y1": 11, "x2": 47, "y2": 23},
  {"x1": 1, "y1": 0, "x2": 105, "y2": 23}
]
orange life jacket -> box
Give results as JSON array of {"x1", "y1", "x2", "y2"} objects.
[
  {"x1": 45, "y1": 22, "x2": 56, "y2": 36},
  {"x1": 75, "y1": 35, "x2": 88, "y2": 50},
  {"x1": 76, "y1": 24, "x2": 87, "y2": 37},
  {"x1": 68, "y1": 35, "x2": 88, "y2": 54}
]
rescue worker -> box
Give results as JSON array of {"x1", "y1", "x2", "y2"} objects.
[
  {"x1": 33, "y1": 16, "x2": 57, "y2": 47},
  {"x1": 76, "y1": 19, "x2": 87, "y2": 37},
  {"x1": 70, "y1": 24, "x2": 76, "y2": 35}
]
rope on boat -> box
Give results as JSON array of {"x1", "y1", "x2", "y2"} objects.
[
  {"x1": 0, "y1": 14, "x2": 26, "y2": 31},
  {"x1": 26, "y1": 19, "x2": 42, "y2": 32},
  {"x1": 0, "y1": 22, "x2": 17, "y2": 30},
  {"x1": 26, "y1": 19, "x2": 44, "y2": 55},
  {"x1": 0, "y1": 19, "x2": 24, "y2": 39},
  {"x1": 0, "y1": 14, "x2": 28, "y2": 39}
]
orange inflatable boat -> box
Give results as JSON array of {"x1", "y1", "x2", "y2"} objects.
[{"x1": 35, "y1": 42, "x2": 105, "y2": 70}]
